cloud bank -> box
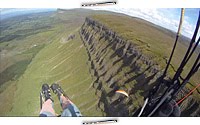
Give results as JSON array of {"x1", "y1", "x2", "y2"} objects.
[{"x1": 91, "y1": 8, "x2": 197, "y2": 38}]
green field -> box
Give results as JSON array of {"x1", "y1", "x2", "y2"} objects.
[
  {"x1": 0, "y1": 9, "x2": 199, "y2": 116},
  {"x1": 0, "y1": 9, "x2": 104, "y2": 116},
  {"x1": 92, "y1": 14, "x2": 200, "y2": 88}
]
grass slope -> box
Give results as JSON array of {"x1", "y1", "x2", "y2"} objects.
[
  {"x1": 91, "y1": 14, "x2": 199, "y2": 90},
  {"x1": 8, "y1": 28, "x2": 102, "y2": 116},
  {"x1": 1, "y1": 9, "x2": 199, "y2": 116},
  {"x1": 1, "y1": 9, "x2": 105, "y2": 116},
  {"x1": 0, "y1": 12, "x2": 60, "y2": 115}
]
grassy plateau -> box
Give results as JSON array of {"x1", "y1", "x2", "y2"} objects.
[{"x1": 0, "y1": 9, "x2": 199, "y2": 116}]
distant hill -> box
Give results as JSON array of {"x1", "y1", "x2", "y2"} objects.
[
  {"x1": 0, "y1": 8, "x2": 56, "y2": 20},
  {"x1": 0, "y1": 8, "x2": 199, "y2": 116}
]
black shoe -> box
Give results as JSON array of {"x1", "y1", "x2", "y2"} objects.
[
  {"x1": 50, "y1": 83, "x2": 65, "y2": 97},
  {"x1": 42, "y1": 83, "x2": 52, "y2": 101}
]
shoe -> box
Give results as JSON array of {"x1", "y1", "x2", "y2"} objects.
[
  {"x1": 50, "y1": 83, "x2": 65, "y2": 97},
  {"x1": 42, "y1": 83, "x2": 52, "y2": 101}
]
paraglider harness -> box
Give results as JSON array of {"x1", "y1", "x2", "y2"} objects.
[{"x1": 135, "y1": 9, "x2": 200, "y2": 117}]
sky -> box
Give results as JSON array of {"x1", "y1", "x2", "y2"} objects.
[
  {"x1": 0, "y1": 1, "x2": 200, "y2": 125},
  {"x1": 90, "y1": 8, "x2": 200, "y2": 39},
  {"x1": 1, "y1": 8, "x2": 199, "y2": 39},
  {"x1": 0, "y1": 7, "x2": 200, "y2": 38},
  {"x1": 1, "y1": 0, "x2": 199, "y2": 40},
  {"x1": 0, "y1": 8, "x2": 56, "y2": 20}
]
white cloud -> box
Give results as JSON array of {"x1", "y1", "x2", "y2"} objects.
[
  {"x1": 182, "y1": 20, "x2": 195, "y2": 37},
  {"x1": 1, "y1": 7, "x2": 196, "y2": 39},
  {"x1": 91, "y1": 8, "x2": 195, "y2": 38}
]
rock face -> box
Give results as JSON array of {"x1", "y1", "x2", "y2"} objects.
[{"x1": 79, "y1": 17, "x2": 200, "y2": 116}]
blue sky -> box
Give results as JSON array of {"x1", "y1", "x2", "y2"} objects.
[
  {"x1": 1, "y1": 8, "x2": 199, "y2": 39},
  {"x1": 91, "y1": 8, "x2": 200, "y2": 39},
  {"x1": 0, "y1": 8, "x2": 56, "y2": 20}
]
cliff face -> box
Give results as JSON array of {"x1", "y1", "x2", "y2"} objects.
[{"x1": 80, "y1": 17, "x2": 200, "y2": 116}]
